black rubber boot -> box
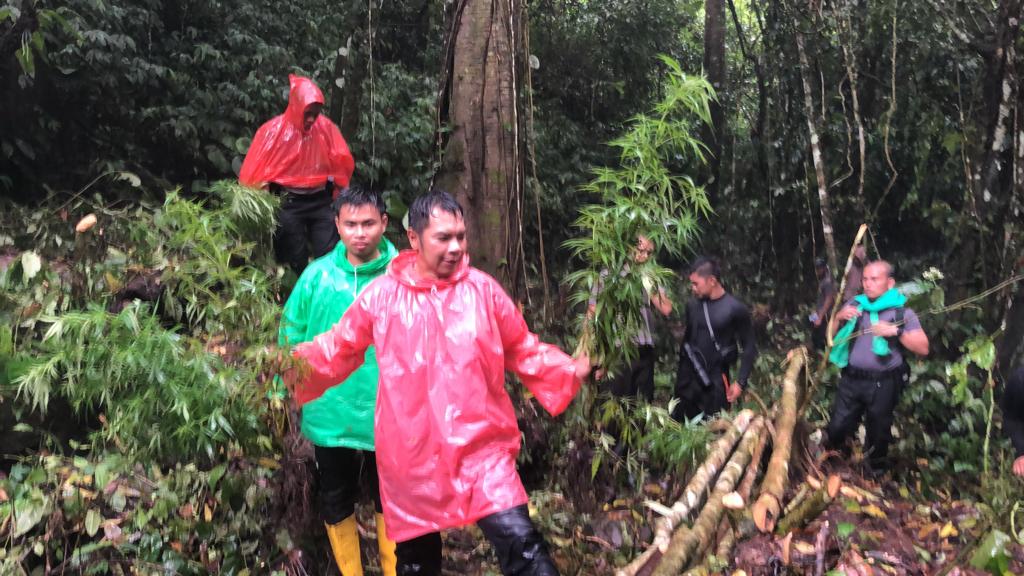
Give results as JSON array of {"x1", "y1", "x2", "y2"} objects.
[
  {"x1": 477, "y1": 505, "x2": 559, "y2": 576},
  {"x1": 395, "y1": 532, "x2": 443, "y2": 576}
]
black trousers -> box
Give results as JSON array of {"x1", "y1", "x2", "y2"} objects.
[
  {"x1": 673, "y1": 350, "x2": 731, "y2": 421},
  {"x1": 314, "y1": 445, "x2": 382, "y2": 525},
  {"x1": 394, "y1": 505, "x2": 557, "y2": 576},
  {"x1": 824, "y1": 367, "x2": 908, "y2": 470},
  {"x1": 274, "y1": 190, "x2": 338, "y2": 275},
  {"x1": 608, "y1": 345, "x2": 656, "y2": 401}
]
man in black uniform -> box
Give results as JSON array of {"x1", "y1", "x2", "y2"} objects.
[
  {"x1": 1002, "y1": 365, "x2": 1024, "y2": 477},
  {"x1": 673, "y1": 257, "x2": 758, "y2": 421},
  {"x1": 825, "y1": 260, "x2": 929, "y2": 474}
]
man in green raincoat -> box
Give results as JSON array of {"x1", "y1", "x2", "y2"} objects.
[{"x1": 279, "y1": 186, "x2": 398, "y2": 576}]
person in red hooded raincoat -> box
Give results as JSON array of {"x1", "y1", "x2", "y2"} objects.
[
  {"x1": 289, "y1": 189, "x2": 591, "y2": 575},
  {"x1": 239, "y1": 74, "x2": 355, "y2": 275}
]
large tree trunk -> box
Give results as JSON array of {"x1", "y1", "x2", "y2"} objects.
[
  {"x1": 435, "y1": 0, "x2": 525, "y2": 294},
  {"x1": 703, "y1": 0, "x2": 726, "y2": 205},
  {"x1": 949, "y1": 0, "x2": 1022, "y2": 319}
]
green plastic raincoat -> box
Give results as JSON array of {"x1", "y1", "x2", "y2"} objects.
[{"x1": 279, "y1": 237, "x2": 398, "y2": 448}]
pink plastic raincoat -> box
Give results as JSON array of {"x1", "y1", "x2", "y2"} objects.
[
  {"x1": 293, "y1": 250, "x2": 581, "y2": 542},
  {"x1": 238, "y1": 75, "x2": 354, "y2": 189}
]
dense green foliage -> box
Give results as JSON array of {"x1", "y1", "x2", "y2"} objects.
[{"x1": 2, "y1": 0, "x2": 1024, "y2": 570}]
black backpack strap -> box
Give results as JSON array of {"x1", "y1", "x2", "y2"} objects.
[{"x1": 890, "y1": 306, "x2": 906, "y2": 356}]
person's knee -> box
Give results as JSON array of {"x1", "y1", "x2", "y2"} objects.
[{"x1": 320, "y1": 485, "x2": 359, "y2": 525}]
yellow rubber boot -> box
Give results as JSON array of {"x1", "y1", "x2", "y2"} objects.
[
  {"x1": 325, "y1": 515, "x2": 364, "y2": 576},
  {"x1": 376, "y1": 513, "x2": 397, "y2": 576}
]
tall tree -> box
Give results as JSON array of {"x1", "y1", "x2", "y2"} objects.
[
  {"x1": 703, "y1": 0, "x2": 726, "y2": 205},
  {"x1": 435, "y1": 0, "x2": 526, "y2": 293},
  {"x1": 795, "y1": 24, "x2": 839, "y2": 273}
]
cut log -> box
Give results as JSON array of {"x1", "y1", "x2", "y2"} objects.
[
  {"x1": 775, "y1": 477, "x2": 839, "y2": 535},
  {"x1": 618, "y1": 409, "x2": 756, "y2": 576},
  {"x1": 651, "y1": 416, "x2": 766, "y2": 576},
  {"x1": 751, "y1": 351, "x2": 806, "y2": 532},
  {"x1": 686, "y1": 411, "x2": 771, "y2": 575}
]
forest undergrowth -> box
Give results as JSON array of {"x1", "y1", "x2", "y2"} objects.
[{"x1": 0, "y1": 183, "x2": 1022, "y2": 575}]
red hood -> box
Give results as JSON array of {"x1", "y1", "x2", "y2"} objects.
[
  {"x1": 284, "y1": 74, "x2": 325, "y2": 129},
  {"x1": 388, "y1": 249, "x2": 471, "y2": 290}
]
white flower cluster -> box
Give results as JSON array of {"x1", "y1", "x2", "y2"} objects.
[{"x1": 922, "y1": 267, "x2": 944, "y2": 282}]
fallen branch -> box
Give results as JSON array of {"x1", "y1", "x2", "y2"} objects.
[
  {"x1": 752, "y1": 350, "x2": 806, "y2": 532},
  {"x1": 652, "y1": 416, "x2": 767, "y2": 576},
  {"x1": 776, "y1": 475, "x2": 840, "y2": 535},
  {"x1": 618, "y1": 409, "x2": 756, "y2": 576}
]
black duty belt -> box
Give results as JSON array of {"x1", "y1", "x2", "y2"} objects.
[{"x1": 842, "y1": 365, "x2": 905, "y2": 381}]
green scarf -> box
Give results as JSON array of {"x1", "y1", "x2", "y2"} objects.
[{"x1": 828, "y1": 288, "x2": 906, "y2": 368}]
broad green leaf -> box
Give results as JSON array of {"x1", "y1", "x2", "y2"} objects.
[
  {"x1": 85, "y1": 508, "x2": 102, "y2": 536},
  {"x1": 14, "y1": 498, "x2": 51, "y2": 537}
]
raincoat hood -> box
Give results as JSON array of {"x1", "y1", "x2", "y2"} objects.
[
  {"x1": 293, "y1": 259, "x2": 581, "y2": 541},
  {"x1": 284, "y1": 74, "x2": 325, "y2": 128},
  {"x1": 387, "y1": 249, "x2": 471, "y2": 290},
  {"x1": 279, "y1": 237, "x2": 397, "y2": 449},
  {"x1": 238, "y1": 74, "x2": 355, "y2": 190}
]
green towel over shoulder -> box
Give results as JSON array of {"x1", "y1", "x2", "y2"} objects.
[{"x1": 829, "y1": 288, "x2": 906, "y2": 368}]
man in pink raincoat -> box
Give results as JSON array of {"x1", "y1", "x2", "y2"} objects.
[{"x1": 290, "y1": 189, "x2": 591, "y2": 575}]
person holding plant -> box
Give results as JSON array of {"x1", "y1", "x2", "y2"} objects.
[
  {"x1": 590, "y1": 235, "x2": 673, "y2": 401},
  {"x1": 240, "y1": 74, "x2": 355, "y2": 275},
  {"x1": 279, "y1": 186, "x2": 398, "y2": 576},
  {"x1": 1002, "y1": 365, "x2": 1024, "y2": 477},
  {"x1": 673, "y1": 256, "x2": 758, "y2": 421},
  {"x1": 825, "y1": 260, "x2": 930, "y2": 475},
  {"x1": 287, "y1": 189, "x2": 591, "y2": 576}
]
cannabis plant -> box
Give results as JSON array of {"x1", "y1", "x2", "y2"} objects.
[
  {"x1": 15, "y1": 302, "x2": 265, "y2": 461},
  {"x1": 564, "y1": 56, "x2": 714, "y2": 374}
]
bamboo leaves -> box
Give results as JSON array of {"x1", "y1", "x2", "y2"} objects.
[{"x1": 566, "y1": 57, "x2": 714, "y2": 373}]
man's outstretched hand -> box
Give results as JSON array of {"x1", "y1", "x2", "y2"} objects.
[
  {"x1": 1014, "y1": 455, "x2": 1024, "y2": 477},
  {"x1": 726, "y1": 381, "x2": 743, "y2": 403},
  {"x1": 574, "y1": 352, "x2": 592, "y2": 382}
]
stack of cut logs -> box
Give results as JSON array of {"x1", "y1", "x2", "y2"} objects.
[{"x1": 618, "y1": 349, "x2": 847, "y2": 576}]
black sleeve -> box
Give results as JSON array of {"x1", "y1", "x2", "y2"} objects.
[
  {"x1": 682, "y1": 300, "x2": 694, "y2": 345},
  {"x1": 734, "y1": 302, "x2": 757, "y2": 386},
  {"x1": 1003, "y1": 367, "x2": 1024, "y2": 458}
]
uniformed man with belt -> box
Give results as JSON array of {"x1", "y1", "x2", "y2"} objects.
[{"x1": 825, "y1": 260, "x2": 930, "y2": 474}]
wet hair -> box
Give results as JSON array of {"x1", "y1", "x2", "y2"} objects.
[
  {"x1": 332, "y1": 185, "x2": 386, "y2": 218},
  {"x1": 866, "y1": 259, "x2": 895, "y2": 278},
  {"x1": 407, "y1": 188, "x2": 464, "y2": 234},
  {"x1": 690, "y1": 256, "x2": 722, "y2": 280}
]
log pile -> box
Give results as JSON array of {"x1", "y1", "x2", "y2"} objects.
[{"x1": 619, "y1": 348, "x2": 845, "y2": 576}]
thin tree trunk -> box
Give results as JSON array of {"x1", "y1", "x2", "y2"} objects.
[
  {"x1": 703, "y1": 0, "x2": 726, "y2": 206},
  {"x1": 795, "y1": 29, "x2": 838, "y2": 273},
  {"x1": 997, "y1": 102, "x2": 1024, "y2": 374},
  {"x1": 837, "y1": 11, "x2": 866, "y2": 215}
]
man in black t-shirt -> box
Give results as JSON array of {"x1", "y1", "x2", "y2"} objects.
[{"x1": 673, "y1": 257, "x2": 758, "y2": 421}]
